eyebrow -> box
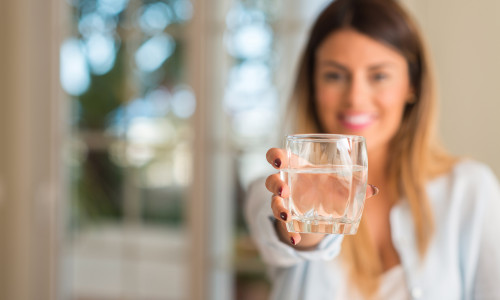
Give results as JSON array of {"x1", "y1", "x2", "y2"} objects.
[
  {"x1": 319, "y1": 60, "x2": 397, "y2": 71},
  {"x1": 319, "y1": 61, "x2": 349, "y2": 72}
]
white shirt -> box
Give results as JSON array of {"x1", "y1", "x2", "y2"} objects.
[
  {"x1": 334, "y1": 264, "x2": 410, "y2": 300},
  {"x1": 244, "y1": 160, "x2": 500, "y2": 300}
]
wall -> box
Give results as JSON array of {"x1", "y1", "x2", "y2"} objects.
[
  {"x1": 0, "y1": 0, "x2": 62, "y2": 299},
  {"x1": 402, "y1": 0, "x2": 500, "y2": 176}
]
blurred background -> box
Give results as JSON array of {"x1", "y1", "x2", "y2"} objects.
[{"x1": 0, "y1": 0, "x2": 498, "y2": 299}]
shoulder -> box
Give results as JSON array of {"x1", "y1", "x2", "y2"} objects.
[
  {"x1": 430, "y1": 159, "x2": 499, "y2": 193},
  {"x1": 448, "y1": 160, "x2": 500, "y2": 200},
  {"x1": 428, "y1": 159, "x2": 500, "y2": 220},
  {"x1": 450, "y1": 159, "x2": 497, "y2": 182}
]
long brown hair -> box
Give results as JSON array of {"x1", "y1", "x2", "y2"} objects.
[{"x1": 290, "y1": 0, "x2": 455, "y2": 297}]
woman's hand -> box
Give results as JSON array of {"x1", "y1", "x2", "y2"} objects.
[{"x1": 265, "y1": 148, "x2": 379, "y2": 250}]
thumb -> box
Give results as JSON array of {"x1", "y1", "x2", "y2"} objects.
[{"x1": 365, "y1": 184, "x2": 379, "y2": 199}]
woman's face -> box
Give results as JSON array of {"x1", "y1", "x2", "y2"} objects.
[{"x1": 314, "y1": 29, "x2": 412, "y2": 153}]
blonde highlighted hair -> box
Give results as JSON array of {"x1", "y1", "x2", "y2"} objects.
[{"x1": 289, "y1": 0, "x2": 455, "y2": 297}]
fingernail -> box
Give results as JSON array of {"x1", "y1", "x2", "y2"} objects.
[
  {"x1": 280, "y1": 212, "x2": 287, "y2": 221},
  {"x1": 369, "y1": 184, "x2": 379, "y2": 196},
  {"x1": 274, "y1": 158, "x2": 281, "y2": 168},
  {"x1": 278, "y1": 187, "x2": 283, "y2": 197},
  {"x1": 290, "y1": 237, "x2": 296, "y2": 245}
]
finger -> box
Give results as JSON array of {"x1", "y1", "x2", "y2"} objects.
[
  {"x1": 365, "y1": 184, "x2": 380, "y2": 199},
  {"x1": 276, "y1": 220, "x2": 302, "y2": 246},
  {"x1": 266, "y1": 148, "x2": 287, "y2": 169},
  {"x1": 271, "y1": 195, "x2": 290, "y2": 222},
  {"x1": 274, "y1": 215, "x2": 302, "y2": 246},
  {"x1": 289, "y1": 232, "x2": 302, "y2": 246},
  {"x1": 265, "y1": 173, "x2": 290, "y2": 198}
]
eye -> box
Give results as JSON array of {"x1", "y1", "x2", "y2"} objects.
[
  {"x1": 323, "y1": 72, "x2": 344, "y2": 81},
  {"x1": 372, "y1": 72, "x2": 388, "y2": 81}
]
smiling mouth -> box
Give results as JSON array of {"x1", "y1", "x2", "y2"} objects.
[{"x1": 339, "y1": 113, "x2": 375, "y2": 130}]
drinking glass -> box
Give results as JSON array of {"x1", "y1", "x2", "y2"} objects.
[{"x1": 280, "y1": 134, "x2": 368, "y2": 235}]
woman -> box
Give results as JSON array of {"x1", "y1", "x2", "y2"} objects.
[{"x1": 244, "y1": 0, "x2": 500, "y2": 299}]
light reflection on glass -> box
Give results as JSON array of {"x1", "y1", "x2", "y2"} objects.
[
  {"x1": 106, "y1": 91, "x2": 174, "y2": 140},
  {"x1": 84, "y1": 32, "x2": 117, "y2": 75},
  {"x1": 78, "y1": 13, "x2": 117, "y2": 37},
  {"x1": 145, "y1": 88, "x2": 171, "y2": 116},
  {"x1": 125, "y1": 97, "x2": 164, "y2": 118},
  {"x1": 232, "y1": 108, "x2": 276, "y2": 138},
  {"x1": 225, "y1": 4, "x2": 266, "y2": 28},
  {"x1": 60, "y1": 38, "x2": 91, "y2": 96},
  {"x1": 226, "y1": 23, "x2": 273, "y2": 59},
  {"x1": 97, "y1": 0, "x2": 129, "y2": 16},
  {"x1": 171, "y1": 86, "x2": 196, "y2": 119},
  {"x1": 172, "y1": 0, "x2": 193, "y2": 22},
  {"x1": 224, "y1": 83, "x2": 277, "y2": 114},
  {"x1": 139, "y1": 2, "x2": 173, "y2": 34},
  {"x1": 108, "y1": 117, "x2": 176, "y2": 168},
  {"x1": 126, "y1": 117, "x2": 175, "y2": 145},
  {"x1": 228, "y1": 61, "x2": 271, "y2": 93},
  {"x1": 125, "y1": 142, "x2": 155, "y2": 166},
  {"x1": 224, "y1": 60, "x2": 277, "y2": 113},
  {"x1": 135, "y1": 34, "x2": 176, "y2": 72}
]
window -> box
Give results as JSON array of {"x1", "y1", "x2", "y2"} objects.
[
  {"x1": 63, "y1": 1, "x2": 194, "y2": 299},
  {"x1": 61, "y1": 1, "x2": 328, "y2": 299}
]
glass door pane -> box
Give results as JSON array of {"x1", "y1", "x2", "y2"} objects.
[{"x1": 62, "y1": 1, "x2": 194, "y2": 299}]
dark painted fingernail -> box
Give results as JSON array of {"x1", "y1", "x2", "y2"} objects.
[
  {"x1": 280, "y1": 212, "x2": 287, "y2": 221},
  {"x1": 369, "y1": 184, "x2": 379, "y2": 196},
  {"x1": 274, "y1": 158, "x2": 281, "y2": 168},
  {"x1": 278, "y1": 187, "x2": 283, "y2": 196},
  {"x1": 290, "y1": 237, "x2": 296, "y2": 245}
]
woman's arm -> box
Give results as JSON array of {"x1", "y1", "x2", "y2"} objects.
[{"x1": 244, "y1": 177, "x2": 344, "y2": 268}]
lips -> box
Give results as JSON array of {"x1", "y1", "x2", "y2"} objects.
[{"x1": 339, "y1": 113, "x2": 375, "y2": 131}]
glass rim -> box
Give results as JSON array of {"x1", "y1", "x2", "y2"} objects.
[{"x1": 285, "y1": 133, "x2": 365, "y2": 143}]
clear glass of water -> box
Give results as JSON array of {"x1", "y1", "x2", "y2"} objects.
[{"x1": 281, "y1": 134, "x2": 368, "y2": 235}]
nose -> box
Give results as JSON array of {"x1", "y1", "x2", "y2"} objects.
[{"x1": 344, "y1": 73, "x2": 369, "y2": 108}]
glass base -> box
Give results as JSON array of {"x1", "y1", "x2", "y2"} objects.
[{"x1": 286, "y1": 218, "x2": 360, "y2": 235}]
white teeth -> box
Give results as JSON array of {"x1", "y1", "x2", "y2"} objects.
[{"x1": 344, "y1": 114, "x2": 372, "y2": 125}]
